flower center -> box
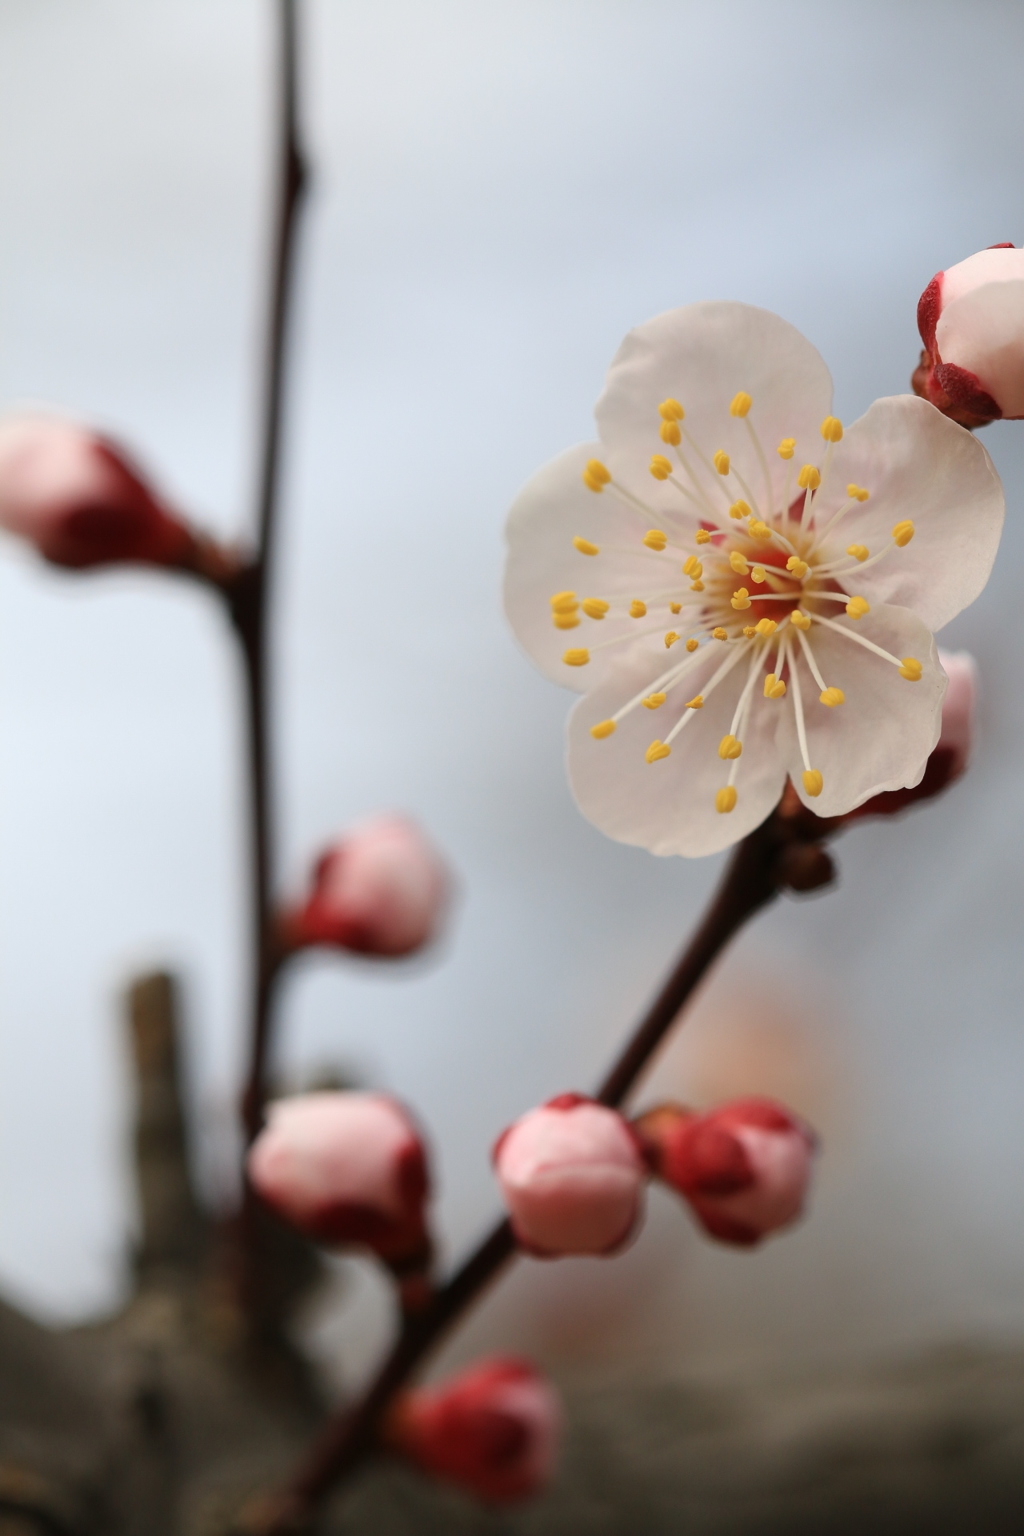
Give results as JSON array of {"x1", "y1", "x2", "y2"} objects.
[{"x1": 554, "y1": 396, "x2": 922, "y2": 813}]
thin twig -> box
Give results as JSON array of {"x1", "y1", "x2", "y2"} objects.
[
  {"x1": 231, "y1": 0, "x2": 308, "y2": 1148},
  {"x1": 238, "y1": 814, "x2": 804, "y2": 1533}
]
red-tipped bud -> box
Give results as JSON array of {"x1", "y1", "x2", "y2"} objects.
[
  {"x1": 0, "y1": 415, "x2": 194, "y2": 570},
  {"x1": 848, "y1": 649, "x2": 976, "y2": 821},
  {"x1": 493, "y1": 1095, "x2": 646, "y2": 1257},
  {"x1": 283, "y1": 816, "x2": 450, "y2": 958},
  {"x1": 386, "y1": 1357, "x2": 561, "y2": 1503},
  {"x1": 247, "y1": 1091, "x2": 430, "y2": 1269},
  {"x1": 639, "y1": 1097, "x2": 816, "y2": 1248},
  {"x1": 914, "y1": 245, "x2": 1024, "y2": 426}
]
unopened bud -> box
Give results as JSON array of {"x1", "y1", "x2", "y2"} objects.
[
  {"x1": 493, "y1": 1094, "x2": 646, "y2": 1257},
  {"x1": 637, "y1": 1097, "x2": 816, "y2": 1247},
  {"x1": 385, "y1": 1357, "x2": 562, "y2": 1503},
  {"x1": 914, "y1": 245, "x2": 1024, "y2": 426},
  {"x1": 283, "y1": 815, "x2": 450, "y2": 958},
  {"x1": 0, "y1": 415, "x2": 195, "y2": 570},
  {"x1": 247, "y1": 1091, "x2": 431, "y2": 1269}
]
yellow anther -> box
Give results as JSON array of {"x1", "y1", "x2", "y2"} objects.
[
  {"x1": 553, "y1": 612, "x2": 581, "y2": 630},
  {"x1": 669, "y1": 602, "x2": 682, "y2": 614},
  {"x1": 716, "y1": 786, "x2": 738, "y2": 814},
  {"x1": 845, "y1": 595, "x2": 870, "y2": 620},
  {"x1": 748, "y1": 519, "x2": 772, "y2": 540},
  {"x1": 790, "y1": 609, "x2": 811, "y2": 631},
  {"x1": 590, "y1": 719, "x2": 616, "y2": 739},
  {"x1": 581, "y1": 598, "x2": 609, "y2": 619},
  {"x1": 846, "y1": 544, "x2": 869, "y2": 562},
  {"x1": 899, "y1": 657, "x2": 923, "y2": 681},
  {"x1": 643, "y1": 529, "x2": 668, "y2": 551},
  {"x1": 562, "y1": 648, "x2": 590, "y2": 666},
  {"x1": 629, "y1": 599, "x2": 647, "y2": 618},
  {"x1": 802, "y1": 769, "x2": 823, "y2": 797},
  {"x1": 730, "y1": 391, "x2": 752, "y2": 418},
  {"x1": 649, "y1": 455, "x2": 672, "y2": 480},
  {"x1": 695, "y1": 528, "x2": 712, "y2": 545},
  {"x1": 729, "y1": 500, "x2": 751, "y2": 520},
  {"x1": 847, "y1": 484, "x2": 870, "y2": 502},
  {"x1": 764, "y1": 673, "x2": 787, "y2": 699},
  {"x1": 660, "y1": 420, "x2": 682, "y2": 446},
  {"x1": 777, "y1": 437, "x2": 796, "y2": 460},
  {"x1": 820, "y1": 416, "x2": 843, "y2": 443},
  {"x1": 582, "y1": 460, "x2": 611, "y2": 492},
  {"x1": 690, "y1": 580, "x2": 705, "y2": 592},
  {"x1": 718, "y1": 734, "x2": 742, "y2": 760},
  {"x1": 731, "y1": 587, "x2": 751, "y2": 610},
  {"x1": 685, "y1": 638, "x2": 699, "y2": 652},
  {"x1": 754, "y1": 618, "x2": 777, "y2": 636},
  {"x1": 712, "y1": 627, "x2": 729, "y2": 641},
  {"x1": 642, "y1": 693, "x2": 666, "y2": 710},
  {"x1": 796, "y1": 464, "x2": 821, "y2": 491},
  {"x1": 713, "y1": 449, "x2": 731, "y2": 475},
  {"x1": 664, "y1": 631, "x2": 680, "y2": 648},
  {"x1": 751, "y1": 565, "x2": 767, "y2": 584},
  {"x1": 892, "y1": 520, "x2": 915, "y2": 547},
  {"x1": 685, "y1": 695, "x2": 704, "y2": 710},
  {"x1": 683, "y1": 555, "x2": 703, "y2": 578},
  {"x1": 659, "y1": 398, "x2": 684, "y2": 421},
  {"x1": 743, "y1": 626, "x2": 756, "y2": 638},
  {"x1": 819, "y1": 687, "x2": 845, "y2": 707},
  {"x1": 786, "y1": 556, "x2": 809, "y2": 579},
  {"x1": 573, "y1": 536, "x2": 600, "y2": 556},
  {"x1": 550, "y1": 590, "x2": 577, "y2": 611},
  {"x1": 729, "y1": 550, "x2": 748, "y2": 574},
  {"x1": 645, "y1": 740, "x2": 671, "y2": 764}
]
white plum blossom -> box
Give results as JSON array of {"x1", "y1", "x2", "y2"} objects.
[{"x1": 504, "y1": 303, "x2": 1004, "y2": 857}]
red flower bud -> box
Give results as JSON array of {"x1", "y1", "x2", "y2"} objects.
[
  {"x1": 914, "y1": 245, "x2": 1024, "y2": 426},
  {"x1": 639, "y1": 1097, "x2": 816, "y2": 1247},
  {"x1": 283, "y1": 815, "x2": 450, "y2": 958},
  {"x1": 493, "y1": 1095, "x2": 646, "y2": 1257},
  {"x1": 247, "y1": 1091, "x2": 431, "y2": 1268},
  {"x1": 386, "y1": 1357, "x2": 561, "y2": 1503},
  {"x1": 0, "y1": 415, "x2": 194, "y2": 569}
]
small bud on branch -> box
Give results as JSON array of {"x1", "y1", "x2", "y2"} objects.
[
  {"x1": 247, "y1": 1091, "x2": 432, "y2": 1272},
  {"x1": 281, "y1": 815, "x2": 450, "y2": 958},
  {"x1": 384, "y1": 1356, "x2": 562, "y2": 1503}
]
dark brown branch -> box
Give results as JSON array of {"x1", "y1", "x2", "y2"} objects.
[
  {"x1": 236, "y1": 812, "x2": 825, "y2": 1532},
  {"x1": 233, "y1": 0, "x2": 308, "y2": 1149}
]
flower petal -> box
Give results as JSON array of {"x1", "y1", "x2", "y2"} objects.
[
  {"x1": 810, "y1": 395, "x2": 1003, "y2": 631},
  {"x1": 567, "y1": 645, "x2": 787, "y2": 857},
  {"x1": 936, "y1": 281, "x2": 1024, "y2": 419},
  {"x1": 778, "y1": 605, "x2": 945, "y2": 816},
  {"x1": 504, "y1": 442, "x2": 703, "y2": 691},
  {"x1": 594, "y1": 302, "x2": 833, "y2": 520}
]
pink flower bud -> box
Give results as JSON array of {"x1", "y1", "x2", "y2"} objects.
[
  {"x1": 847, "y1": 648, "x2": 976, "y2": 821},
  {"x1": 284, "y1": 815, "x2": 450, "y2": 958},
  {"x1": 640, "y1": 1097, "x2": 816, "y2": 1247},
  {"x1": 493, "y1": 1094, "x2": 646, "y2": 1257},
  {"x1": 0, "y1": 415, "x2": 194, "y2": 569},
  {"x1": 915, "y1": 245, "x2": 1024, "y2": 424},
  {"x1": 386, "y1": 1357, "x2": 561, "y2": 1503},
  {"x1": 247, "y1": 1091, "x2": 430, "y2": 1268}
]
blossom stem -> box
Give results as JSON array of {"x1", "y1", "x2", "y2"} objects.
[
  {"x1": 221, "y1": 0, "x2": 308, "y2": 1338},
  {"x1": 236, "y1": 815, "x2": 816, "y2": 1534},
  {"x1": 230, "y1": 0, "x2": 308, "y2": 1149}
]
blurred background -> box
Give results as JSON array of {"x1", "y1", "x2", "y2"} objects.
[{"x1": 0, "y1": 0, "x2": 1023, "y2": 1408}]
